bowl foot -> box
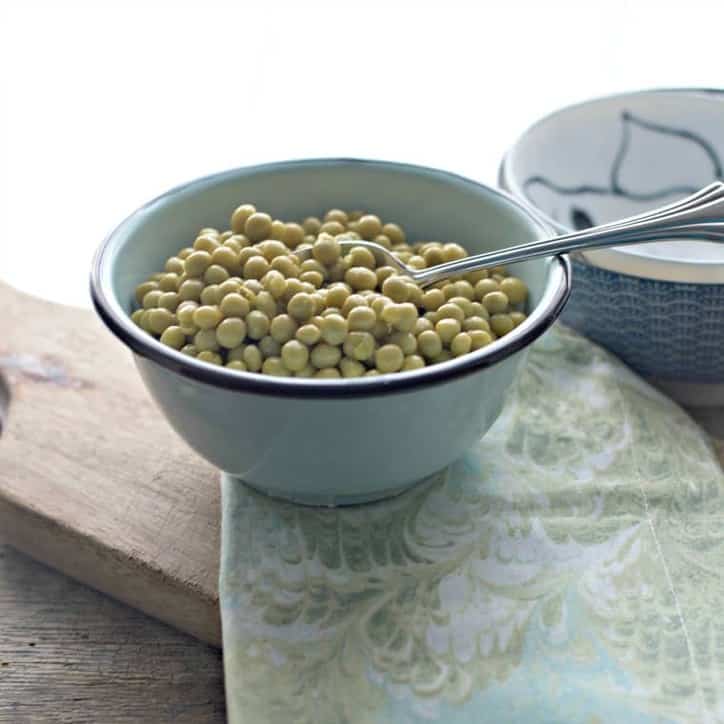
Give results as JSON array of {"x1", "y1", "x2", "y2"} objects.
[{"x1": 222, "y1": 469, "x2": 448, "y2": 508}]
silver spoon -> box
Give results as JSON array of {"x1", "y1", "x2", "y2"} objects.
[{"x1": 294, "y1": 182, "x2": 724, "y2": 288}]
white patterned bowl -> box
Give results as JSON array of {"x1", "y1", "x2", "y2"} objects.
[{"x1": 500, "y1": 89, "x2": 724, "y2": 405}]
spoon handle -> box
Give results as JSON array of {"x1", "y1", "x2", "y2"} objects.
[{"x1": 415, "y1": 182, "x2": 724, "y2": 287}]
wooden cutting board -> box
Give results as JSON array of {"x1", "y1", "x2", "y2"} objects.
[
  {"x1": 0, "y1": 281, "x2": 221, "y2": 646},
  {"x1": 1, "y1": 279, "x2": 723, "y2": 649}
]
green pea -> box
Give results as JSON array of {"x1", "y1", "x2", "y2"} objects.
[
  {"x1": 230, "y1": 203, "x2": 256, "y2": 234},
  {"x1": 310, "y1": 343, "x2": 342, "y2": 369},
  {"x1": 347, "y1": 306, "x2": 376, "y2": 332},
  {"x1": 402, "y1": 354, "x2": 425, "y2": 371},
  {"x1": 245, "y1": 311, "x2": 270, "y2": 340},
  {"x1": 160, "y1": 326, "x2": 186, "y2": 350},
  {"x1": 220, "y1": 293, "x2": 250, "y2": 318},
  {"x1": 185, "y1": 251, "x2": 212, "y2": 277},
  {"x1": 375, "y1": 344, "x2": 404, "y2": 373},
  {"x1": 243, "y1": 345, "x2": 263, "y2": 371},
  {"x1": 417, "y1": 330, "x2": 442, "y2": 360},
  {"x1": 435, "y1": 318, "x2": 461, "y2": 345},
  {"x1": 259, "y1": 335, "x2": 282, "y2": 358},
  {"x1": 490, "y1": 313, "x2": 514, "y2": 336},
  {"x1": 340, "y1": 357, "x2": 366, "y2": 378},
  {"x1": 270, "y1": 314, "x2": 298, "y2": 344},
  {"x1": 197, "y1": 350, "x2": 222, "y2": 365},
  {"x1": 342, "y1": 332, "x2": 375, "y2": 362},
  {"x1": 261, "y1": 357, "x2": 290, "y2": 376},
  {"x1": 193, "y1": 305, "x2": 222, "y2": 330},
  {"x1": 147, "y1": 308, "x2": 175, "y2": 334},
  {"x1": 281, "y1": 340, "x2": 310, "y2": 372},
  {"x1": 135, "y1": 281, "x2": 159, "y2": 305},
  {"x1": 142, "y1": 290, "x2": 163, "y2": 309},
  {"x1": 194, "y1": 329, "x2": 220, "y2": 352},
  {"x1": 450, "y1": 332, "x2": 472, "y2": 357},
  {"x1": 245, "y1": 212, "x2": 273, "y2": 242},
  {"x1": 313, "y1": 234, "x2": 341, "y2": 266},
  {"x1": 216, "y1": 318, "x2": 247, "y2": 348},
  {"x1": 500, "y1": 277, "x2": 528, "y2": 305},
  {"x1": 287, "y1": 293, "x2": 316, "y2": 322},
  {"x1": 296, "y1": 324, "x2": 322, "y2": 346}
]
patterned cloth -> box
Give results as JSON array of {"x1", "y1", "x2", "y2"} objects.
[{"x1": 219, "y1": 325, "x2": 724, "y2": 724}]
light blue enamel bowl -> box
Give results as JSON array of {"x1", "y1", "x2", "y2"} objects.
[
  {"x1": 501, "y1": 88, "x2": 724, "y2": 406},
  {"x1": 91, "y1": 159, "x2": 570, "y2": 506}
]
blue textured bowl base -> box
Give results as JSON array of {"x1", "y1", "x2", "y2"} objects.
[
  {"x1": 227, "y1": 467, "x2": 450, "y2": 507},
  {"x1": 563, "y1": 261, "x2": 724, "y2": 391}
]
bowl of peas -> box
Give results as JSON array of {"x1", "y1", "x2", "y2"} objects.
[{"x1": 91, "y1": 159, "x2": 570, "y2": 505}]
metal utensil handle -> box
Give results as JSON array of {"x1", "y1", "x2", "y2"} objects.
[{"x1": 415, "y1": 182, "x2": 724, "y2": 286}]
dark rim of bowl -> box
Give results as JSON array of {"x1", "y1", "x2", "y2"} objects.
[{"x1": 90, "y1": 158, "x2": 572, "y2": 399}]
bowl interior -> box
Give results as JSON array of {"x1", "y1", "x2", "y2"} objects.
[
  {"x1": 101, "y1": 160, "x2": 560, "y2": 379},
  {"x1": 507, "y1": 91, "x2": 724, "y2": 231},
  {"x1": 504, "y1": 90, "x2": 724, "y2": 281}
]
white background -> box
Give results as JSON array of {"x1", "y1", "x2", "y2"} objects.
[{"x1": 2, "y1": 0, "x2": 723, "y2": 307}]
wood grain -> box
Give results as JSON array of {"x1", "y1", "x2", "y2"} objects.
[
  {"x1": 0, "y1": 281, "x2": 222, "y2": 646},
  {"x1": 0, "y1": 542, "x2": 225, "y2": 724}
]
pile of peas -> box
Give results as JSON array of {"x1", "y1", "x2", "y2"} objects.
[{"x1": 131, "y1": 205, "x2": 528, "y2": 378}]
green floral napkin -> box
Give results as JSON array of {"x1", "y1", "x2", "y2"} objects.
[{"x1": 219, "y1": 325, "x2": 724, "y2": 724}]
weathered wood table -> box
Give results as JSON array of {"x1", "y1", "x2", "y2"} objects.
[{"x1": 0, "y1": 541, "x2": 225, "y2": 723}]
